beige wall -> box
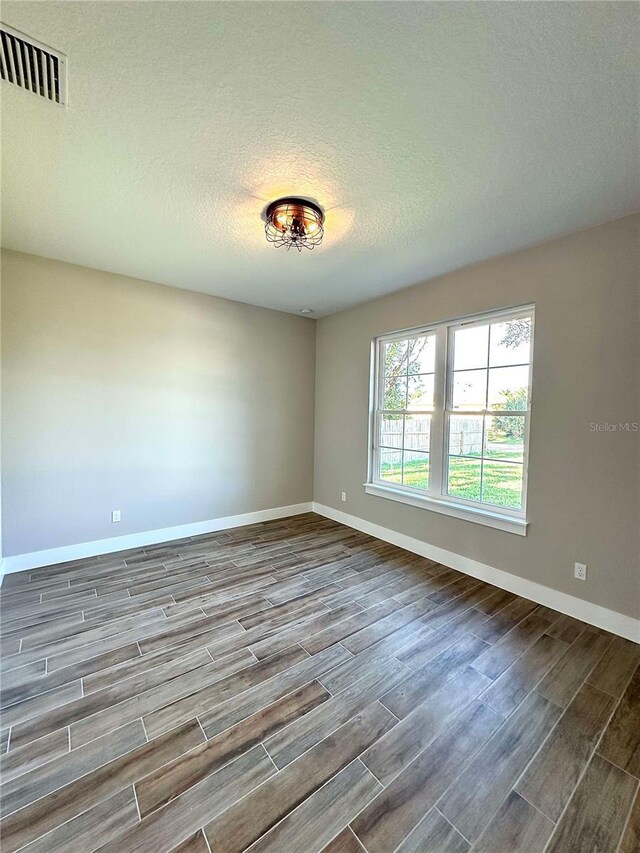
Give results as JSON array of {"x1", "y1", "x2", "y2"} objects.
[
  {"x1": 314, "y1": 216, "x2": 640, "y2": 619},
  {"x1": 1, "y1": 250, "x2": 315, "y2": 556}
]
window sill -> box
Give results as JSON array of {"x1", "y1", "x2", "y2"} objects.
[{"x1": 363, "y1": 482, "x2": 528, "y2": 536}]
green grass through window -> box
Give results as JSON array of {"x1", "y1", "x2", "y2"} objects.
[{"x1": 380, "y1": 455, "x2": 523, "y2": 509}]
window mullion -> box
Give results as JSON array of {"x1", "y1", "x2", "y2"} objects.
[
  {"x1": 428, "y1": 325, "x2": 448, "y2": 497},
  {"x1": 372, "y1": 339, "x2": 384, "y2": 482}
]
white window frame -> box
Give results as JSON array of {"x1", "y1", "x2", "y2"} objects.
[{"x1": 365, "y1": 305, "x2": 535, "y2": 536}]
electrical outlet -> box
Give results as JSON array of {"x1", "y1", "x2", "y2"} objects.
[
  {"x1": 111, "y1": 510, "x2": 122, "y2": 523},
  {"x1": 574, "y1": 562, "x2": 587, "y2": 581},
  {"x1": 341, "y1": 491, "x2": 347, "y2": 502}
]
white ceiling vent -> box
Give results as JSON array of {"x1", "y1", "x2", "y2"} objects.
[{"x1": 0, "y1": 23, "x2": 66, "y2": 105}]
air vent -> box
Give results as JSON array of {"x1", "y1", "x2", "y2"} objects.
[{"x1": 0, "y1": 23, "x2": 66, "y2": 104}]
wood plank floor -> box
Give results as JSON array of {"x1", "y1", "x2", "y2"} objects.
[{"x1": 0, "y1": 512, "x2": 638, "y2": 853}]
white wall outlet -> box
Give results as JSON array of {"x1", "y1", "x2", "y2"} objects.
[
  {"x1": 111, "y1": 510, "x2": 122, "y2": 523},
  {"x1": 341, "y1": 491, "x2": 347, "y2": 502},
  {"x1": 574, "y1": 562, "x2": 587, "y2": 581}
]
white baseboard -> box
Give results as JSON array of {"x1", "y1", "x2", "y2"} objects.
[
  {"x1": 313, "y1": 502, "x2": 640, "y2": 644},
  {"x1": 0, "y1": 502, "x2": 313, "y2": 580}
]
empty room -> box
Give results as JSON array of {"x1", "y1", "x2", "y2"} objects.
[{"x1": 0, "y1": 2, "x2": 639, "y2": 852}]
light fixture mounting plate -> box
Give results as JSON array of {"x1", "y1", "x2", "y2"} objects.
[{"x1": 265, "y1": 197, "x2": 323, "y2": 222}]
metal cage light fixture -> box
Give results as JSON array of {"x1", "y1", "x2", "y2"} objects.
[{"x1": 264, "y1": 197, "x2": 325, "y2": 252}]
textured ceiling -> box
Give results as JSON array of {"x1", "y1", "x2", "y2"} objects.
[{"x1": 1, "y1": 2, "x2": 639, "y2": 316}]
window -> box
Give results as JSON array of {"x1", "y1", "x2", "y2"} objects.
[{"x1": 367, "y1": 306, "x2": 534, "y2": 535}]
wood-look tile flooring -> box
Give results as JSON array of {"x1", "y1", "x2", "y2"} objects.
[{"x1": 0, "y1": 513, "x2": 638, "y2": 853}]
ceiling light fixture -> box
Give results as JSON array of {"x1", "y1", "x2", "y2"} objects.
[{"x1": 265, "y1": 198, "x2": 324, "y2": 252}]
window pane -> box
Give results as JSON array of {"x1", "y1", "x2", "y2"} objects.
[
  {"x1": 404, "y1": 415, "x2": 431, "y2": 451},
  {"x1": 453, "y1": 325, "x2": 489, "y2": 370},
  {"x1": 488, "y1": 366, "x2": 529, "y2": 411},
  {"x1": 381, "y1": 414, "x2": 403, "y2": 448},
  {"x1": 482, "y1": 461, "x2": 523, "y2": 509},
  {"x1": 447, "y1": 457, "x2": 481, "y2": 501},
  {"x1": 383, "y1": 376, "x2": 407, "y2": 410},
  {"x1": 489, "y1": 318, "x2": 532, "y2": 367},
  {"x1": 403, "y1": 451, "x2": 429, "y2": 490},
  {"x1": 407, "y1": 374, "x2": 435, "y2": 410},
  {"x1": 485, "y1": 414, "x2": 525, "y2": 462},
  {"x1": 452, "y1": 369, "x2": 487, "y2": 410},
  {"x1": 383, "y1": 340, "x2": 408, "y2": 377},
  {"x1": 408, "y1": 335, "x2": 436, "y2": 375},
  {"x1": 449, "y1": 415, "x2": 483, "y2": 457},
  {"x1": 380, "y1": 449, "x2": 402, "y2": 483}
]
